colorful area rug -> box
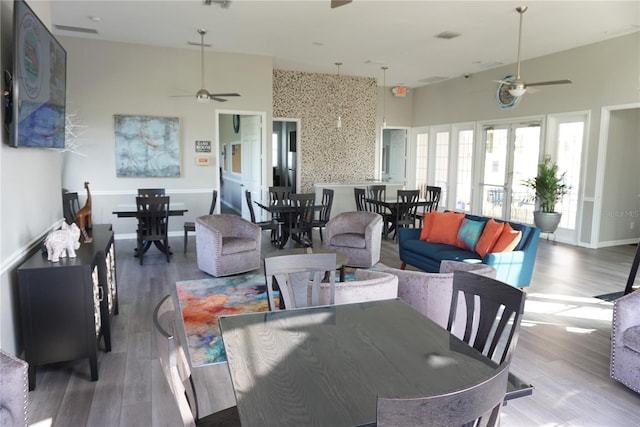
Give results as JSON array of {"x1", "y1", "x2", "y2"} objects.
[{"x1": 176, "y1": 265, "x2": 387, "y2": 366}]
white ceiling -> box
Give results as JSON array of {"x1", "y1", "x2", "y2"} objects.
[{"x1": 50, "y1": 0, "x2": 640, "y2": 88}]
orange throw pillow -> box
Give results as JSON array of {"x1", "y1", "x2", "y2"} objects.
[
  {"x1": 492, "y1": 223, "x2": 522, "y2": 253},
  {"x1": 426, "y1": 211, "x2": 466, "y2": 245},
  {"x1": 419, "y1": 211, "x2": 437, "y2": 241},
  {"x1": 475, "y1": 219, "x2": 505, "y2": 257}
]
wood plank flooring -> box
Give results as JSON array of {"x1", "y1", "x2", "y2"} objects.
[{"x1": 26, "y1": 231, "x2": 640, "y2": 426}]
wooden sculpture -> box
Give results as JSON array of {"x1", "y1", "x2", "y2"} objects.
[{"x1": 75, "y1": 181, "x2": 92, "y2": 238}]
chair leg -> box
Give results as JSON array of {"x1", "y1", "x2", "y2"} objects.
[
  {"x1": 165, "y1": 238, "x2": 171, "y2": 263},
  {"x1": 319, "y1": 227, "x2": 324, "y2": 242},
  {"x1": 183, "y1": 228, "x2": 188, "y2": 253},
  {"x1": 138, "y1": 239, "x2": 143, "y2": 265},
  {"x1": 400, "y1": 262, "x2": 407, "y2": 270}
]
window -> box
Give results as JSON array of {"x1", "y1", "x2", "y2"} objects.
[
  {"x1": 434, "y1": 131, "x2": 449, "y2": 208},
  {"x1": 554, "y1": 120, "x2": 584, "y2": 230},
  {"x1": 456, "y1": 129, "x2": 473, "y2": 211},
  {"x1": 272, "y1": 133, "x2": 279, "y2": 167},
  {"x1": 415, "y1": 131, "x2": 429, "y2": 197}
]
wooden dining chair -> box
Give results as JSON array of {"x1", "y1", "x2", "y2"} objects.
[
  {"x1": 136, "y1": 196, "x2": 170, "y2": 265},
  {"x1": 367, "y1": 185, "x2": 393, "y2": 238},
  {"x1": 268, "y1": 186, "x2": 293, "y2": 227},
  {"x1": 354, "y1": 187, "x2": 367, "y2": 211},
  {"x1": 245, "y1": 190, "x2": 280, "y2": 245},
  {"x1": 394, "y1": 190, "x2": 420, "y2": 241},
  {"x1": 138, "y1": 188, "x2": 166, "y2": 197},
  {"x1": 376, "y1": 361, "x2": 510, "y2": 427},
  {"x1": 62, "y1": 192, "x2": 80, "y2": 224},
  {"x1": 447, "y1": 270, "x2": 526, "y2": 364},
  {"x1": 183, "y1": 190, "x2": 217, "y2": 253},
  {"x1": 264, "y1": 253, "x2": 337, "y2": 311},
  {"x1": 282, "y1": 192, "x2": 315, "y2": 248},
  {"x1": 153, "y1": 295, "x2": 241, "y2": 427},
  {"x1": 416, "y1": 185, "x2": 441, "y2": 228},
  {"x1": 312, "y1": 188, "x2": 334, "y2": 242}
]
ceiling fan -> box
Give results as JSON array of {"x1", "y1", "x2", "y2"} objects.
[
  {"x1": 331, "y1": 0, "x2": 352, "y2": 8},
  {"x1": 174, "y1": 29, "x2": 240, "y2": 103},
  {"x1": 495, "y1": 6, "x2": 571, "y2": 98}
]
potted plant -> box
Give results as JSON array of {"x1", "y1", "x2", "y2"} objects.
[{"x1": 523, "y1": 155, "x2": 570, "y2": 233}]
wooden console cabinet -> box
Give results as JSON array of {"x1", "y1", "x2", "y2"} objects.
[{"x1": 18, "y1": 224, "x2": 118, "y2": 390}]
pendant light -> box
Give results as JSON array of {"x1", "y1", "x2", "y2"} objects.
[
  {"x1": 335, "y1": 62, "x2": 343, "y2": 128},
  {"x1": 381, "y1": 66, "x2": 388, "y2": 128}
]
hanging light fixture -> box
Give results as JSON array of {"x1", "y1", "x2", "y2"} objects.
[
  {"x1": 381, "y1": 66, "x2": 388, "y2": 128},
  {"x1": 335, "y1": 62, "x2": 343, "y2": 128}
]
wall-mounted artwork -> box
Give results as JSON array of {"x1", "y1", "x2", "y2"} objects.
[{"x1": 114, "y1": 115, "x2": 181, "y2": 177}]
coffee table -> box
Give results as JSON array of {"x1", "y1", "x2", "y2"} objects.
[{"x1": 265, "y1": 247, "x2": 348, "y2": 282}]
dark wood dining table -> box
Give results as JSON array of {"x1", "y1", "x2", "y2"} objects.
[
  {"x1": 255, "y1": 200, "x2": 323, "y2": 249},
  {"x1": 219, "y1": 298, "x2": 533, "y2": 426},
  {"x1": 112, "y1": 203, "x2": 188, "y2": 256}
]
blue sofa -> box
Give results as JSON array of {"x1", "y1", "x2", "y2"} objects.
[{"x1": 398, "y1": 214, "x2": 540, "y2": 288}]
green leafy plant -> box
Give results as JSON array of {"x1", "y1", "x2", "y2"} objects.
[{"x1": 523, "y1": 155, "x2": 570, "y2": 213}]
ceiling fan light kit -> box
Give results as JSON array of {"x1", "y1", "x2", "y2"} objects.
[{"x1": 495, "y1": 5, "x2": 571, "y2": 109}]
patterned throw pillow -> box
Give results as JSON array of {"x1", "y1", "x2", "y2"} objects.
[
  {"x1": 475, "y1": 219, "x2": 505, "y2": 257},
  {"x1": 456, "y1": 218, "x2": 486, "y2": 250}
]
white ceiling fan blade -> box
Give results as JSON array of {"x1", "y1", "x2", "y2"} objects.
[
  {"x1": 526, "y1": 79, "x2": 572, "y2": 87},
  {"x1": 331, "y1": 0, "x2": 352, "y2": 8},
  {"x1": 209, "y1": 93, "x2": 241, "y2": 98}
]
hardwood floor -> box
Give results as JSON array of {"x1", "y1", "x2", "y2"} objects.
[{"x1": 26, "y1": 231, "x2": 640, "y2": 426}]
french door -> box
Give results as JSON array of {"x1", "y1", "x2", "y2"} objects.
[{"x1": 480, "y1": 122, "x2": 541, "y2": 223}]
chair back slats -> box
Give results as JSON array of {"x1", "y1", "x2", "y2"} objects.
[
  {"x1": 447, "y1": 271, "x2": 526, "y2": 364},
  {"x1": 376, "y1": 361, "x2": 510, "y2": 427},
  {"x1": 396, "y1": 190, "x2": 420, "y2": 232},
  {"x1": 318, "y1": 188, "x2": 334, "y2": 222},
  {"x1": 138, "y1": 188, "x2": 166, "y2": 197},
  {"x1": 424, "y1": 186, "x2": 441, "y2": 212},
  {"x1": 245, "y1": 190, "x2": 258, "y2": 223},
  {"x1": 284, "y1": 193, "x2": 315, "y2": 246},
  {"x1": 62, "y1": 192, "x2": 80, "y2": 224},
  {"x1": 366, "y1": 185, "x2": 387, "y2": 214},
  {"x1": 136, "y1": 196, "x2": 170, "y2": 240},
  {"x1": 208, "y1": 189, "x2": 218, "y2": 215},
  {"x1": 264, "y1": 253, "x2": 336, "y2": 310},
  {"x1": 268, "y1": 186, "x2": 293, "y2": 203}
]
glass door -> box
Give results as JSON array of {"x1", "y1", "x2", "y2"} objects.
[{"x1": 480, "y1": 123, "x2": 540, "y2": 222}]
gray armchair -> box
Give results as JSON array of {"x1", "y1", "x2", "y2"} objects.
[
  {"x1": 611, "y1": 289, "x2": 640, "y2": 394},
  {"x1": 0, "y1": 350, "x2": 28, "y2": 426},
  {"x1": 324, "y1": 211, "x2": 383, "y2": 268},
  {"x1": 196, "y1": 214, "x2": 261, "y2": 277}
]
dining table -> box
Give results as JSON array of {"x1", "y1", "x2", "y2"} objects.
[
  {"x1": 112, "y1": 202, "x2": 188, "y2": 256},
  {"x1": 254, "y1": 199, "x2": 323, "y2": 249},
  {"x1": 219, "y1": 298, "x2": 533, "y2": 426}
]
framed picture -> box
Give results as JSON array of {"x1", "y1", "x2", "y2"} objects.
[{"x1": 114, "y1": 115, "x2": 181, "y2": 177}]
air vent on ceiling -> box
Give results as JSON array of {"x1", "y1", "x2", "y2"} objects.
[
  {"x1": 203, "y1": 0, "x2": 231, "y2": 8},
  {"x1": 54, "y1": 25, "x2": 98, "y2": 34}
]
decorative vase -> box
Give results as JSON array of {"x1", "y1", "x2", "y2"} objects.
[{"x1": 533, "y1": 211, "x2": 562, "y2": 233}]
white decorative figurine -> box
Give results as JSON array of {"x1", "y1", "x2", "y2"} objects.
[{"x1": 45, "y1": 223, "x2": 81, "y2": 262}]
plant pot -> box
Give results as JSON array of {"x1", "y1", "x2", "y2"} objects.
[{"x1": 533, "y1": 211, "x2": 562, "y2": 233}]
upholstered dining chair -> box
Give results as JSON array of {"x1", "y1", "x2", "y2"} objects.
[
  {"x1": 153, "y1": 295, "x2": 241, "y2": 427},
  {"x1": 325, "y1": 211, "x2": 383, "y2": 268},
  {"x1": 62, "y1": 191, "x2": 80, "y2": 224},
  {"x1": 245, "y1": 190, "x2": 280, "y2": 245},
  {"x1": 264, "y1": 253, "x2": 336, "y2": 311},
  {"x1": 376, "y1": 361, "x2": 510, "y2": 427},
  {"x1": 611, "y1": 288, "x2": 640, "y2": 394},
  {"x1": 448, "y1": 270, "x2": 526, "y2": 364},
  {"x1": 312, "y1": 188, "x2": 334, "y2": 242},
  {"x1": 136, "y1": 196, "x2": 170, "y2": 265},
  {"x1": 183, "y1": 190, "x2": 217, "y2": 253},
  {"x1": 416, "y1": 185, "x2": 441, "y2": 228},
  {"x1": 195, "y1": 214, "x2": 261, "y2": 277}
]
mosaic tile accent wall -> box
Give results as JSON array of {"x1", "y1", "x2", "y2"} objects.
[{"x1": 273, "y1": 69, "x2": 377, "y2": 192}]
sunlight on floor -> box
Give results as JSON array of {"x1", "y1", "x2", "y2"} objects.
[
  {"x1": 524, "y1": 292, "x2": 613, "y2": 322},
  {"x1": 30, "y1": 418, "x2": 53, "y2": 427}
]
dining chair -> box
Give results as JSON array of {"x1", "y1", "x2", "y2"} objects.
[
  {"x1": 62, "y1": 191, "x2": 80, "y2": 224},
  {"x1": 366, "y1": 185, "x2": 393, "y2": 238},
  {"x1": 138, "y1": 188, "x2": 166, "y2": 197},
  {"x1": 245, "y1": 190, "x2": 280, "y2": 245},
  {"x1": 282, "y1": 192, "x2": 315, "y2": 248},
  {"x1": 153, "y1": 295, "x2": 241, "y2": 427},
  {"x1": 447, "y1": 270, "x2": 526, "y2": 364},
  {"x1": 394, "y1": 189, "x2": 420, "y2": 241},
  {"x1": 136, "y1": 196, "x2": 170, "y2": 265},
  {"x1": 183, "y1": 190, "x2": 217, "y2": 253},
  {"x1": 354, "y1": 187, "x2": 367, "y2": 211},
  {"x1": 312, "y1": 188, "x2": 334, "y2": 242},
  {"x1": 264, "y1": 253, "x2": 337, "y2": 311},
  {"x1": 416, "y1": 185, "x2": 441, "y2": 228},
  {"x1": 268, "y1": 186, "x2": 293, "y2": 227},
  {"x1": 376, "y1": 361, "x2": 510, "y2": 427}
]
